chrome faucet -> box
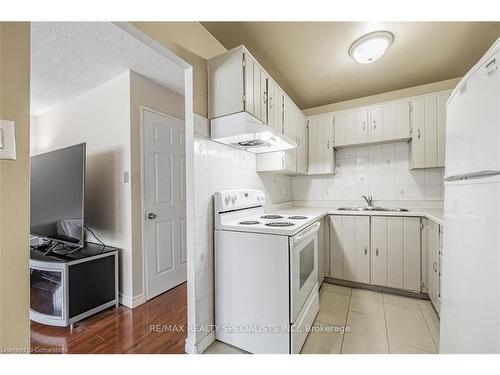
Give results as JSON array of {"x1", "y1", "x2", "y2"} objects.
[{"x1": 362, "y1": 195, "x2": 374, "y2": 208}]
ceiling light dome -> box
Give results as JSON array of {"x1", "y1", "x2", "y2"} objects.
[{"x1": 349, "y1": 31, "x2": 394, "y2": 64}]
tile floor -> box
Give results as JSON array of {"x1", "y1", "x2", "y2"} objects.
[{"x1": 204, "y1": 283, "x2": 440, "y2": 354}]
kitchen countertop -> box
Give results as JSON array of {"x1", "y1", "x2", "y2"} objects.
[{"x1": 269, "y1": 207, "x2": 444, "y2": 225}]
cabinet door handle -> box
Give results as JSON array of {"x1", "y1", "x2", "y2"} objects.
[
  {"x1": 263, "y1": 91, "x2": 267, "y2": 104},
  {"x1": 376, "y1": 248, "x2": 379, "y2": 256},
  {"x1": 364, "y1": 246, "x2": 368, "y2": 255},
  {"x1": 433, "y1": 261, "x2": 437, "y2": 273},
  {"x1": 327, "y1": 140, "x2": 330, "y2": 149},
  {"x1": 373, "y1": 120, "x2": 377, "y2": 129},
  {"x1": 417, "y1": 129, "x2": 421, "y2": 139}
]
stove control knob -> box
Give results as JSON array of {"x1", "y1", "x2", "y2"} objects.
[
  {"x1": 225, "y1": 196, "x2": 230, "y2": 205},
  {"x1": 231, "y1": 195, "x2": 237, "y2": 204}
]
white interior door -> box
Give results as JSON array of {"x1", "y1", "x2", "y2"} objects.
[{"x1": 143, "y1": 109, "x2": 187, "y2": 300}]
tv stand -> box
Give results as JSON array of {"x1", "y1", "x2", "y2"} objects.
[{"x1": 30, "y1": 242, "x2": 119, "y2": 327}]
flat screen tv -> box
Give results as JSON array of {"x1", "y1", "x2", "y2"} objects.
[{"x1": 30, "y1": 143, "x2": 86, "y2": 246}]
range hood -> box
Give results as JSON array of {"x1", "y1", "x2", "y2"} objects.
[{"x1": 210, "y1": 112, "x2": 297, "y2": 153}]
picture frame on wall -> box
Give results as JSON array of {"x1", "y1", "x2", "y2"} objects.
[{"x1": 0, "y1": 119, "x2": 16, "y2": 160}]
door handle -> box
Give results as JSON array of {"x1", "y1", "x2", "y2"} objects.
[
  {"x1": 364, "y1": 246, "x2": 368, "y2": 255},
  {"x1": 417, "y1": 129, "x2": 421, "y2": 139},
  {"x1": 293, "y1": 222, "x2": 321, "y2": 245},
  {"x1": 148, "y1": 213, "x2": 157, "y2": 220},
  {"x1": 376, "y1": 248, "x2": 379, "y2": 256},
  {"x1": 373, "y1": 120, "x2": 377, "y2": 129},
  {"x1": 433, "y1": 261, "x2": 437, "y2": 273}
]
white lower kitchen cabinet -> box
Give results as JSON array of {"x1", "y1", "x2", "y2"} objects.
[
  {"x1": 427, "y1": 220, "x2": 443, "y2": 315},
  {"x1": 403, "y1": 218, "x2": 422, "y2": 291},
  {"x1": 371, "y1": 216, "x2": 388, "y2": 286},
  {"x1": 387, "y1": 217, "x2": 404, "y2": 289},
  {"x1": 330, "y1": 215, "x2": 422, "y2": 292},
  {"x1": 329, "y1": 216, "x2": 370, "y2": 284},
  {"x1": 317, "y1": 217, "x2": 325, "y2": 287}
]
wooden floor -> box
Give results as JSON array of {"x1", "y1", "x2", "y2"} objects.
[{"x1": 30, "y1": 282, "x2": 187, "y2": 354}]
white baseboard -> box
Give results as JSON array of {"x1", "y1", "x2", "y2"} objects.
[
  {"x1": 185, "y1": 331, "x2": 216, "y2": 354},
  {"x1": 119, "y1": 293, "x2": 146, "y2": 309}
]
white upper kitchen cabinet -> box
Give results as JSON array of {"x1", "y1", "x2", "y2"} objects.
[
  {"x1": 208, "y1": 47, "x2": 246, "y2": 119},
  {"x1": 209, "y1": 46, "x2": 292, "y2": 132},
  {"x1": 410, "y1": 91, "x2": 451, "y2": 169},
  {"x1": 266, "y1": 78, "x2": 284, "y2": 134},
  {"x1": 356, "y1": 109, "x2": 369, "y2": 144},
  {"x1": 333, "y1": 110, "x2": 357, "y2": 147},
  {"x1": 308, "y1": 114, "x2": 335, "y2": 175},
  {"x1": 209, "y1": 47, "x2": 267, "y2": 121},
  {"x1": 296, "y1": 111, "x2": 308, "y2": 174},
  {"x1": 256, "y1": 93, "x2": 306, "y2": 175},
  {"x1": 333, "y1": 100, "x2": 410, "y2": 148},
  {"x1": 243, "y1": 52, "x2": 266, "y2": 123},
  {"x1": 370, "y1": 101, "x2": 411, "y2": 143}
]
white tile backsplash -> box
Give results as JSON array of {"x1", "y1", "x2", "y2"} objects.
[{"x1": 293, "y1": 142, "x2": 444, "y2": 202}]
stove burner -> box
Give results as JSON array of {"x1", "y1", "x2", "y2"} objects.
[
  {"x1": 265, "y1": 222, "x2": 295, "y2": 227},
  {"x1": 288, "y1": 216, "x2": 308, "y2": 220},
  {"x1": 239, "y1": 220, "x2": 260, "y2": 225},
  {"x1": 261, "y1": 215, "x2": 284, "y2": 219}
]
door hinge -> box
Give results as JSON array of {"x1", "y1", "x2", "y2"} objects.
[
  {"x1": 242, "y1": 93, "x2": 246, "y2": 103},
  {"x1": 420, "y1": 221, "x2": 424, "y2": 230}
]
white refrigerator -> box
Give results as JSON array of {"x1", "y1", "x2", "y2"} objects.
[{"x1": 440, "y1": 37, "x2": 500, "y2": 353}]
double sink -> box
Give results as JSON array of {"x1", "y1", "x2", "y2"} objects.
[{"x1": 337, "y1": 206, "x2": 409, "y2": 212}]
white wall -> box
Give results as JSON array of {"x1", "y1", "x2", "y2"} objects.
[
  {"x1": 32, "y1": 71, "x2": 134, "y2": 300},
  {"x1": 293, "y1": 142, "x2": 444, "y2": 208},
  {"x1": 193, "y1": 134, "x2": 292, "y2": 345}
]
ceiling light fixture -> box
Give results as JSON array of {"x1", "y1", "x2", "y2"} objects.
[{"x1": 349, "y1": 31, "x2": 394, "y2": 64}]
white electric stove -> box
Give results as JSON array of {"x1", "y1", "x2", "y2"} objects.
[{"x1": 214, "y1": 189, "x2": 319, "y2": 354}]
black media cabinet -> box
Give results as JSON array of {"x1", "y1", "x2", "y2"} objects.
[{"x1": 30, "y1": 243, "x2": 119, "y2": 328}]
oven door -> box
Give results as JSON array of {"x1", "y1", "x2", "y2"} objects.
[{"x1": 290, "y1": 221, "x2": 319, "y2": 323}]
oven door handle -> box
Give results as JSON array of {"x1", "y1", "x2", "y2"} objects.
[{"x1": 293, "y1": 221, "x2": 321, "y2": 245}]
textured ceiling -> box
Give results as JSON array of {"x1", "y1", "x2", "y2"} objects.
[
  {"x1": 201, "y1": 22, "x2": 500, "y2": 109},
  {"x1": 31, "y1": 22, "x2": 185, "y2": 115}
]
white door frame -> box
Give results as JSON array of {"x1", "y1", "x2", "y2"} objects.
[
  {"x1": 140, "y1": 106, "x2": 186, "y2": 300},
  {"x1": 116, "y1": 22, "x2": 196, "y2": 354}
]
